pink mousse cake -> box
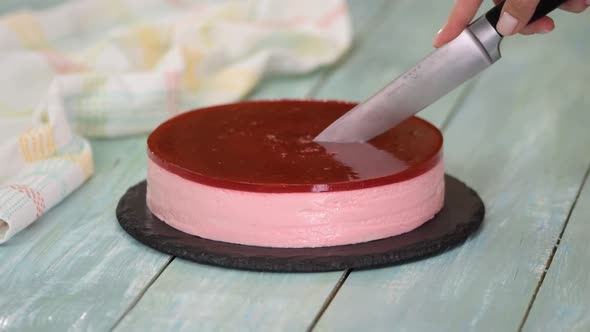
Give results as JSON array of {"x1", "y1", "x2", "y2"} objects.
[{"x1": 146, "y1": 100, "x2": 444, "y2": 248}]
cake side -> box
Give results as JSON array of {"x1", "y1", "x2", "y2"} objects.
[{"x1": 146, "y1": 156, "x2": 444, "y2": 248}]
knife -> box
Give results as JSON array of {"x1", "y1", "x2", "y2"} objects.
[{"x1": 315, "y1": 0, "x2": 567, "y2": 143}]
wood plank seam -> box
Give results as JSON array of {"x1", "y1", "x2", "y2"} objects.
[
  {"x1": 109, "y1": 256, "x2": 176, "y2": 332},
  {"x1": 306, "y1": 269, "x2": 351, "y2": 332},
  {"x1": 517, "y1": 162, "x2": 590, "y2": 332},
  {"x1": 439, "y1": 80, "x2": 478, "y2": 131}
]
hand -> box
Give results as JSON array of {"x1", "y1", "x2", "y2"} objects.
[{"x1": 433, "y1": 0, "x2": 589, "y2": 47}]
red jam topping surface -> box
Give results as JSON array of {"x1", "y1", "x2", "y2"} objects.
[{"x1": 147, "y1": 100, "x2": 443, "y2": 192}]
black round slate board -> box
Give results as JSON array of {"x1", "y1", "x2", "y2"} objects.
[{"x1": 116, "y1": 175, "x2": 484, "y2": 272}]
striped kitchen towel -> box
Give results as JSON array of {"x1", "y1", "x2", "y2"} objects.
[{"x1": 0, "y1": 0, "x2": 351, "y2": 243}]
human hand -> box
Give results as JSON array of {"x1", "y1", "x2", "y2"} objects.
[{"x1": 434, "y1": 0, "x2": 589, "y2": 47}]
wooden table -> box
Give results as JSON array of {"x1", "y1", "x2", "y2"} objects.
[{"x1": 2, "y1": 1, "x2": 589, "y2": 331}]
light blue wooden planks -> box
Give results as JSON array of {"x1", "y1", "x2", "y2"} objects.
[
  {"x1": 522, "y1": 176, "x2": 590, "y2": 331},
  {"x1": 0, "y1": 136, "x2": 173, "y2": 331},
  {"x1": 0, "y1": 2, "x2": 169, "y2": 331},
  {"x1": 314, "y1": 10, "x2": 590, "y2": 332},
  {"x1": 115, "y1": 260, "x2": 346, "y2": 332}
]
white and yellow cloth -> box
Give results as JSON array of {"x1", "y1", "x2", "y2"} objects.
[{"x1": 0, "y1": 0, "x2": 351, "y2": 243}]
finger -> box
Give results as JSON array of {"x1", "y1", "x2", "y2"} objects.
[
  {"x1": 560, "y1": 0, "x2": 590, "y2": 13},
  {"x1": 433, "y1": 0, "x2": 483, "y2": 47},
  {"x1": 520, "y1": 16, "x2": 555, "y2": 34},
  {"x1": 497, "y1": 0, "x2": 541, "y2": 36}
]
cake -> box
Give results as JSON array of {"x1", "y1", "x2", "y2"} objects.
[{"x1": 146, "y1": 100, "x2": 444, "y2": 248}]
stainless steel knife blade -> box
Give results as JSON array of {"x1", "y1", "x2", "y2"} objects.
[{"x1": 314, "y1": 16, "x2": 502, "y2": 143}]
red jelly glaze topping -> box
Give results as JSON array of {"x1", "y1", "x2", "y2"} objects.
[{"x1": 147, "y1": 100, "x2": 443, "y2": 193}]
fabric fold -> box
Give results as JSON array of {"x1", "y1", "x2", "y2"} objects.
[{"x1": 0, "y1": 0, "x2": 351, "y2": 243}]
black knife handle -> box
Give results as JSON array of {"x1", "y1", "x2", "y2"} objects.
[{"x1": 485, "y1": 0, "x2": 568, "y2": 34}]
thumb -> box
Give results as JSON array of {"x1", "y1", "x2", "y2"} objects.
[{"x1": 496, "y1": 0, "x2": 541, "y2": 35}]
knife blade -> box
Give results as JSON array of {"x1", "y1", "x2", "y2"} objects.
[{"x1": 315, "y1": 0, "x2": 566, "y2": 143}]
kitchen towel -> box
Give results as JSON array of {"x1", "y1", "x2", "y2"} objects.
[{"x1": 0, "y1": 0, "x2": 351, "y2": 243}]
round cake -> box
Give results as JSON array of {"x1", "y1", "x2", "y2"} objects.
[{"x1": 146, "y1": 100, "x2": 444, "y2": 248}]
